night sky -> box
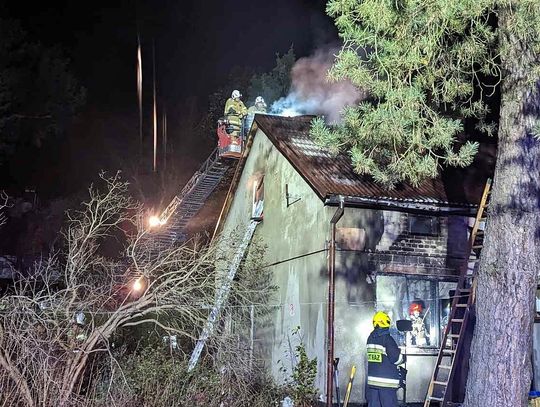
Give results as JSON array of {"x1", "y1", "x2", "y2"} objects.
[{"x1": 2, "y1": 1, "x2": 337, "y2": 198}]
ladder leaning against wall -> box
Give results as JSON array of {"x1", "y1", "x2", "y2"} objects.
[
  {"x1": 424, "y1": 179, "x2": 492, "y2": 407},
  {"x1": 188, "y1": 204, "x2": 263, "y2": 371}
]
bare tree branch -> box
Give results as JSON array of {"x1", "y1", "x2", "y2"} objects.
[
  {"x1": 0, "y1": 172, "x2": 277, "y2": 407},
  {"x1": 0, "y1": 173, "x2": 219, "y2": 406}
]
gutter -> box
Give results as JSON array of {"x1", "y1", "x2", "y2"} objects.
[{"x1": 324, "y1": 195, "x2": 478, "y2": 216}]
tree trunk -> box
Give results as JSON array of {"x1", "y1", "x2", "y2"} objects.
[{"x1": 463, "y1": 8, "x2": 540, "y2": 407}]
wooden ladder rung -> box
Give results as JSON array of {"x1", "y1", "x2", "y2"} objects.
[
  {"x1": 443, "y1": 349, "x2": 457, "y2": 354},
  {"x1": 433, "y1": 380, "x2": 448, "y2": 386},
  {"x1": 472, "y1": 244, "x2": 483, "y2": 249},
  {"x1": 448, "y1": 334, "x2": 460, "y2": 338},
  {"x1": 439, "y1": 364, "x2": 452, "y2": 370},
  {"x1": 456, "y1": 304, "x2": 468, "y2": 307},
  {"x1": 451, "y1": 319, "x2": 464, "y2": 323},
  {"x1": 429, "y1": 396, "x2": 444, "y2": 402},
  {"x1": 459, "y1": 288, "x2": 471, "y2": 293}
]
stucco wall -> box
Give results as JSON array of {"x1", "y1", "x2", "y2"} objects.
[
  {"x1": 218, "y1": 129, "x2": 381, "y2": 403},
  {"x1": 217, "y1": 128, "x2": 473, "y2": 404}
]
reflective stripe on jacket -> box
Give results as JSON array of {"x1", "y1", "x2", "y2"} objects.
[{"x1": 366, "y1": 327, "x2": 402, "y2": 389}]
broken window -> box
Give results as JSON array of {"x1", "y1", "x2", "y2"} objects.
[
  {"x1": 376, "y1": 275, "x2": 457, "y2": 349},
  {"x1": 408, "y1": 215, "x2": 439, "y2": 236},
  {"x1": 252, "y1": 176, "x2": 264, "y2": 219}
]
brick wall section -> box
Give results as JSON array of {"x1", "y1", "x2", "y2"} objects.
[
  {"x1": 368, "y1": 252, "x2": 456, "y2": 277},
  {"x1": 372, "y1": 212, "x2": 470, "y2": 277},
  {"x1": 387, "y1": 213, "x2": 447, "y2": 257}
]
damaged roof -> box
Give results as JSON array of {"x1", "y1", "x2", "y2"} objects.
[{"x1": 253, "y1": 114, "x2": 494, "y2": 212}]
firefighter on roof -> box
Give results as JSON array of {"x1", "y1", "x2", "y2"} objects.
[
  {"x1": 224, "y1": 90, "x2": 247, "y2": 138},
  {"x1": 248, "y1": 96, "x2": 267, "y2": 114},
  {"x1": 246, "y1": 96, "x2": 267, "y2": 131},
  {"x1": 366, "y1": 311, "x2": 405, "y2": 407}
]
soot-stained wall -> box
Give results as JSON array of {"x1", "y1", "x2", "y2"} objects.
[{"x1": 217, "y1": 127, "x2": 473, "y2": 403}]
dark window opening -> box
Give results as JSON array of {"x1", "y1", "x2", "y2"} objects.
[{"x1": 408, "y1": 215, "x2": 439, "y2": 236}]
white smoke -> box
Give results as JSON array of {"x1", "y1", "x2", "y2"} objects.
[{"x1": 271, "y1": 47, "x2": 364, "y2": 122}]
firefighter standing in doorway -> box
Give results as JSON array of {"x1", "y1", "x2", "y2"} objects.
[
  {"x1": 366, "y1": 311, "x2": 405, "y2": 407},
  {"x1": 224, "y1": 90, "x2": 247, "y2": 138}
]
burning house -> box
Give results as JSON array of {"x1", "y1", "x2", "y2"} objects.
[{"x1": 210, "y1": 113, "x2": 499, "y2": 404}]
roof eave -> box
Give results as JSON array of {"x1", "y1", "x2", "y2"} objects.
[{"x1": 324, "y1": 194, "x2": 478, "y2": 216}]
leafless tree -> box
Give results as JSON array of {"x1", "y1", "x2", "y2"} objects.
[
  {"x1": 0, "y1": 173, "x2": 218, "y2": 407},
  {"x1": 95, "y1": 234, "x2": 280, "y2": 407}
]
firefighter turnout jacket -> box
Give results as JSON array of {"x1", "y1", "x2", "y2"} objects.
[
  {"x1": 224, "y1": 98, "x2": 247, "y2": 127},
  {"x1": 366, "y1": 327, "x2": 404, "y2": 389}
]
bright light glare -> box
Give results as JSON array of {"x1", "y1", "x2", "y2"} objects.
[
  {"x1": 133, "y1": 278, "x2": 144, "y2": 292},
  {"x1": 148, "y1": 215, "x2": 162, "y2": 228}
]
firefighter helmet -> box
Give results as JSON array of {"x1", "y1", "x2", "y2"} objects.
[
  {"x1": 409, "y1": 301, "x2": 424, "y2": 315},
  {"x1": 373, "y1": 311, "x2": 391, "y2": 328},
  {"x1": 231, "y1": 90, "x2": 241, "y2": 99},
  {"x1": 255, "y1": 96, "x2": 265, "y2": 105}
]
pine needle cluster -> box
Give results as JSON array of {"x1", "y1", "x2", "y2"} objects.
[{"x1": 311, "y1": 0, "x2": 540, "y2": 188}]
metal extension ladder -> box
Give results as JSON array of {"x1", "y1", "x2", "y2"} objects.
[
  {"x1": 188, "y1": 206, "x2": 263, "y2": 371},
  {"x1": 424, "y1": 179, "x2": 492, "y2": 406},
  {"x1": 150, "y1": 147, "x2": 231, "y2": 246}
]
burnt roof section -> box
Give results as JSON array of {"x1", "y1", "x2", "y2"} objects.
[{"x1": 254, "y1": 114, "x2": 494, "y2": 210}]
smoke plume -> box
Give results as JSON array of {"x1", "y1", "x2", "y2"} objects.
[{"x1": 271, "y1": 48, "x2": 364, "y2": 122}]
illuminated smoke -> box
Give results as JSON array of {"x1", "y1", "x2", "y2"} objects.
[{"x1": 271, "y1": 48, "x2": 364, "y2": 122}]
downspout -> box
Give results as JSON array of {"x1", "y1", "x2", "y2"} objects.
[{"x1": 326, "y1": 196, "x2": 344, "y2": 407}]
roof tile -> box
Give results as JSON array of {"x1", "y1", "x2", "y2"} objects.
[{"x1": 254, "y1": 114, "x2": 493, "y2": 208}]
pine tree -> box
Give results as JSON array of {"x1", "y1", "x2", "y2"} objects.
[{"x1": 315, "y1": 1, "x2": 540, "y2": 405}]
